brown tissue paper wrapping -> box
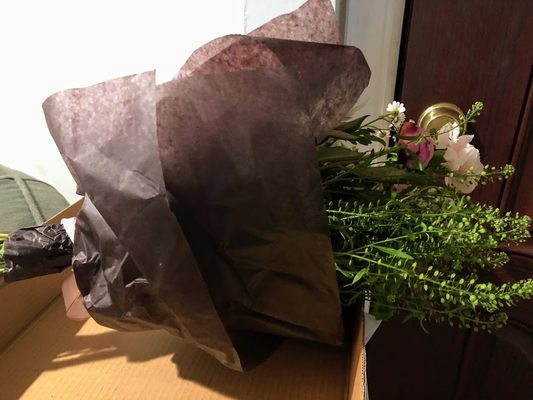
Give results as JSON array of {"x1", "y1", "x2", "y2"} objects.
[{"x1": 42, "y1": 0, "x2": 370, "y2": 371}]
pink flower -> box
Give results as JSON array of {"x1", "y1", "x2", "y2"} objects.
[
  {"x1": 391, "y1": 183, "x2": 409, "y2": 193},
  {"x1": 436, "y1": 122, "x2": 460, "y2": 150},
  {"x1": 436, "y1": 122, "x2": 484, "y2": 193},
  {"x1": 398, "y1": 121, "x2": 434, "y2": 169},
  {"x1": 442, "y1": 135, "x2": 483, "y2": 194}
]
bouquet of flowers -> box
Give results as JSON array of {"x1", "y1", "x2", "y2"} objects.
[
  {"x1": 321, "y1": 101, "x2": 533, "y2": 331},
  {"x1": 3, "y1": 0, "x2": 531, "y2": 373}
]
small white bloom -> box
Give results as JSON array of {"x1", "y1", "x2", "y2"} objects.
[
  {"x1": 387, "y1": 101, "x2": 406, "y2": 130},
  {"x1": 386, "y1": 101, "x2": 406, "y2": 115}
]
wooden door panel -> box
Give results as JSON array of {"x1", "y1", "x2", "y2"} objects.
[
  {"x1": 366, "y1": 318, "x2": 466, "y2": 400},
  {"x1": 500, "y1": 79, "x2": 533, "y2": 218},
  {"x1": 368, "y1": 1, "x2": 533, "y2": 399},
  {"x1": 454, "y1": 251, "x2": 533, "y2": 399},
  {"x1": 453, "y1": 330, "x2": 533, "y2": 400},
  {"x1": 397, "y1": 0, "x2": 533, "y2": 206}
]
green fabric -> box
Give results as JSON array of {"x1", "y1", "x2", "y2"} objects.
[{"x1": 0, "y1": 164, "x2": 69, "y2": 232}]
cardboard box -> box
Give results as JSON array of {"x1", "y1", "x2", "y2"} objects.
[{"x1": 0, "y1": 200, "x2": 364, "y2": 399}]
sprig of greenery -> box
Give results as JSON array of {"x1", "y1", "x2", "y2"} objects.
[
  {"x1": 321, "y1": 100, "x2": 533, "y2": 332},
  {"x1": 458, "y1": 101, "x2": 484, "y2": 134},
  {"x1": 329, "y1": 190, "x2": 532, "y2": 331},
  {"x1": 425, "y1": 101, "x2": 484, "y2": 139}
]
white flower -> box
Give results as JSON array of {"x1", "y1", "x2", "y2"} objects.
[
  {"x1": 442, "y1": 134, "x2": 483, "y2": 194},
  {"x1": 386, "y1": 101, "x2": 406, "y2": 115},
  {"x1": 386, "y1": 101, "x2": 406, "y2": 130}
]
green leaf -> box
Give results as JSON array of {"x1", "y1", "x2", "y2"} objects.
[
  {"x1": 324, "y1": 130, "x2": 360, "y2": 141},
  {"x1": 352, "y1": 268, "x2": 368, "y2": 285},
  {"x1": 371, "y1": 136, "x2": 387, "y2": 147},
  {"x1": 356, "y1": 136, "x2": 372, "y2": 145},
  {"x1": 402, "y1": 313, "x2": 416, "y2": 324},
  {"x1": 346, "y1": 165, "x2": 410, "y2": 180},
  {"x1": 335, "y1": 266, "x2": 353, "y2": 278},
  {"x1": 404, "y1": 147, "x2": 425, "y2": 171},
  {"x1": 317, "y1": 146, "x2": 363, "y2": 164},
  {"x1": 371, "y1": 302, "x2": 395, "y2": 320},
  {"x1": 373, "y1": 245, "x2": 414, "y2": 259},
  {"x1": 336, "y1": 115, "x2": 370, "y2": 133}
]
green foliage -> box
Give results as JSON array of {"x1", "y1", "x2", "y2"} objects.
[
  {"x1": 328, "y1": 188, "x2": 532, "y2": 331},
  {"x1": 459, "y1": 101, "x2": 484, "y2": 133},
  {"x1": 322, "y1": 101, "x2": 533, "y2": 332},
  {"x1": 336, "y1": 115, "x2": 370, "y2": 132}
]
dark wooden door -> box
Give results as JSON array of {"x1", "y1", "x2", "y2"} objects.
[{"x1": 367, "y1": 1, "x2": 533, "y2": 399}]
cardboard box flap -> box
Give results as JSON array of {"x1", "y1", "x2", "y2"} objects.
[
  {"x1": 0, "y1": 199, "x2": 83, "y2": 350},
  {"x1": 0, "y1": 198, "x2": 365, "y2": 399},
  {"x1": 0, "y1": 298, "x2": 358, "y2": 399},
  {"x1": 348, "y1": 307, "x2": 366, "y2": 400}
]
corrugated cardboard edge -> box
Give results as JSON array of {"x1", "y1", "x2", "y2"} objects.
[
  {"x1": 0, "y1": 198, "x2": 84, "y2": 350},
  {"x1": 346, "y1": 305, "x2": 365, "y2": 400}
]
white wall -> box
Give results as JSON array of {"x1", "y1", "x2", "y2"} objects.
[
  {"x1": 0, "y1": 0, "x2": 245, "y2": 202},
  {"x1": 0, "y1": 0, "x2": 403, "y2": 203},
  {"x1": 244, "y1": 0, "x2": 336, "y2": 32},
  {"x1": 344, "y1": 0, "x2": 405, "y2": 117}
]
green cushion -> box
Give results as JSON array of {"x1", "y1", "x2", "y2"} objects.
[{"x1": 0, "y1": 165, "x2": 68, "y2": 232}]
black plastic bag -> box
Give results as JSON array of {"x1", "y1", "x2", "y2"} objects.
[{"x1": 3, "y1": 224, "x2": 73, "y2": 283}]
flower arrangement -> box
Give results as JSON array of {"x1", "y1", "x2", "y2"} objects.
[
  {"x1": 320, "y1": 101, "x2": 533, "y2": 332},
  {"x1": 6, "y1": 0, "x2": 530, "y2": 377}
]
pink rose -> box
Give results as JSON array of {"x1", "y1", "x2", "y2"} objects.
[{"x1": 398, "y1": 121, "x2": 434, "y2": 169}]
